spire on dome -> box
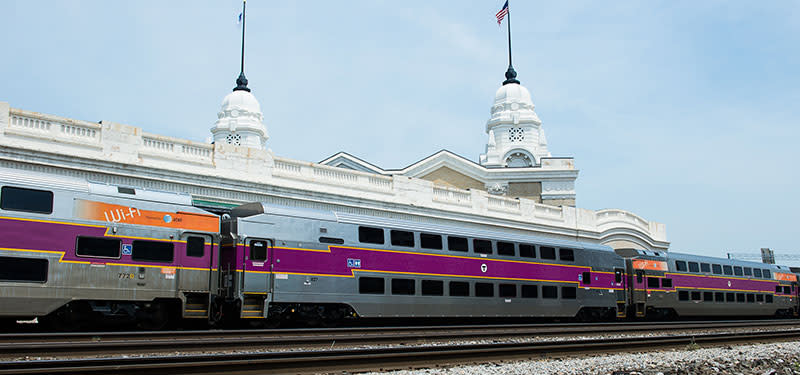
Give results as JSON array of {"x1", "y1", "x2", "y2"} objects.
[
  {"x1": 233, "y1": 0, "x2": 250, "y2": 92},
  {"x1": 499, "y1": 1, "x2": 520, "y2": 85}
]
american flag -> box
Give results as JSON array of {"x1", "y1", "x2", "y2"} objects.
[{"x1": 496, "y1": 1, "x2": 509, "y2": 26}]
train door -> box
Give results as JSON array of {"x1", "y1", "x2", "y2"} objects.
[
  {"x1": 615, "y1": 268, "x2": 627, "y2": 318},
  {"x1": 178, "y1": 233, "x2": 214, "y2": 319},
  {"x1": 793, "y1": 282, "x2": 799, "y2": 317},
  {"x1": 632, "y1": 269, "x2": 647, "y2": 318},
  {"x1": 241, "y1": 238, "x2": 273, "y2": 318}
]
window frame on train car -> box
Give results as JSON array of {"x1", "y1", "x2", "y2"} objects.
[
  {"x1": 519, "y1": 244, "x2": 536, "y2": 258},
  {"x1": 712, "y1": 264, "x2": 722, "y2": 275},
  {"x1": 714, "y1": 292, "x2": 725, "y2": 302},
  {"x1": 703, "y1": 291, "x2": 713, "y2": 302},
  {"x1": 499, "y1": 283, "x2": 516, "y2": 298},
  {"x1": 726, "y1": 292, "x2": 735, "y2": 302},
  {"x1": 359, "y1": 277, "x2": 385, "y2": 294},
  {"x1": 541, "y1": 285, "x2": 558, "y2": 299},
  {"x1": 775, "y1": 285, "x2": 782, "y2": 293},
  {"x1": 540, "y1": 246, "x2": 556, "y2": 260},
  {"x1": 559, "y1": 248, "x2": 575, "y2": 262},
  {"x1": 447, "y1": 236, "x2": 468, "y2": 252},
  {"x1": 521, "y1": 284, "x2": 538, "y2": 298},
  {"x1": 0, "y1": 186, "x2": 54, "y2": 215},
  {"x1": 0, "y1": 256, "x2": 48, "y2": 283},
  {"x1": 756, "y1": 294, "x2": 764, "y2": 302},
  {"x1": 475, "y1": 282, "x2": 494, "y2": 297},
  {"x1": 753, "y1": 268, "x2": 763, "y2": 278},
  {"x1": 390, "y1": 230, "x2": 415, "y2": 248},
  {"x1": 736, "y1": 293, "x2": 745, "y2": 302},
  {"x1": 249, "y1": 240, "x2": 268, "y2": 262},
  {"x1": 473, "y1": 239, "x2": 492, "y2": 255},
  {"x1": 766, "y1": 294, "x2": 774, "y2": 303},
  {"x1": 496, "y1": 241, "x2": 515, "y2": 256},
  {"x1": 678, "y1": 290, "x2": 689, "y2": 301},
  {"x1": 723, "y1": 265, "x2": 733, "y2": 275},
  {"x1": 391, "y1": 278, "x2": 415, "y2": 295},
  {"x1": 743, "y1": 267, "x2": 753, "y2": 276},
  {"x1": 583, "y1": 272, "x2": 592, "y2": 285},
  {"x1": 319, "y1": 236, "x2": 345, "y2": 245},
  {"x1": 763, "y1": 269, "x2": 772, "y2": 279},
  {"x1": 784, "y1": 286, "x2": 792, "y2": 294},
  {"x1": 561, "y1": 286, "x2": 577, "y2": 299},
  {"x1": 661, "y1": 278, "x2": 673, "y2": 288},
  {"x1": 420, "y1": 233, "x2": 443, "y2": 250},
  {"x1": 449, "y1": 281, "x2": 469, "y2": 296},
  {"x1": 746, "y1": 294, "x2": 755, "y2": 303},
  {"x1": 131, "y1": 240, "x2": 174, "y2": 263},
  {"x1": 421, "y1": 280, "x2": 444, "y2": 296},
  {"x1": 691, "y1": 291, "x2": 701, "y2": 301},
  {"x1": 647, "y1": 277, "x2": 659, "y2": 288},
  {"x1": 75, "y1": 236, "x2": 122, "y2": 259},
  {"x1": 733, "y1": 266, "x2": 743, "y2": 276},
  {"x1": 688, "y1": 262, "x2": 700, "y2": 273},
  {"x1": 675, "y1": 260, "x2": 687, "y2": 272},
  {"x1": 358, "y1": 226, "x2": 385, "y2": 245},
  {"x1": 186, "y1": 236, "x2": 206, "y2": 258},
  {"x1": 614, "y1": 269, "x2": 624, "y2": 284},
  {"x1": 700, "y1": 263, "x2": 711, "y2": 273}
]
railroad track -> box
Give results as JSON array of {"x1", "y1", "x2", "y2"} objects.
[
  {"x1": 2, "y1": 327, "x2": 800, "y2": 375},
  {"x1": 0, "y1": 319, "x2": 798, "y2": 357}
]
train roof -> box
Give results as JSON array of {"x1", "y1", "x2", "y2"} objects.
[{"x1": 667, "y1": 251, "x2": 794, "y2": 272}]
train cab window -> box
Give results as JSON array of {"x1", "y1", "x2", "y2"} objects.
[
  {"x1": 714, "y1": 292, "x2": 725, "y2": 302},
  {"x1": 497, "y1": 241, "x2": 515, "y2": 256},
  {"x1": 661, "y1": 278, "x2": 673, "y2": 288},
  {"x1": 0, "y1": 186, "x2": 53, "y2": 214},
  {"x1": 647, "y1": 277, "x2": 659, "y2": 288},
  {"x1": 559, "y1": 248, "x2": 575, "y2": 262},
  {"x1": 186, "y1": 236, "x2": 205, "y2": 258},
  {"x1": 776, "y1": 286, "x2": 782, "y2": 293},
  {"x1": 562, "y1": 287, "x2": 577, "y2": 299},
  {"x1": 359, "y1": 226, "x2": 385, "y2": 244},
  {"x1": 420, "y1": 233, "x2": 443, "y2": 250},
  {"x1": 688, "y1": 262, "x2": 700, "y2": 273},
  {"x1": 636, "y1": 271, "x2": 643, "y2": 284},
  {"x1": 615, "y1": 269, "x2": 623, "y2": 284},
  {"x1": 475, "y1": 282, "x2": 494, "y2": 297},
  {"x1": 359, "y1": 277, "x2": 384, "y2": 294},
  {"x1": 712, "y1": 264, "x2": 722, "y2": 274},
  {"x1": 756, "y1": 294, "x2": 764, "y2": 302},
  {"x1": 390, "y1": 230, "x2": 414, "y2": 247},
  {"x1": 691, "y1": 291, "x2": 701, "y2": 301},
  {"x1": 746, "y1": 294, "x2": 755, "y2": 303},
  {"x1": 726, "y1": 292, "x2": 735, "y2": 302},
  {"x1": 763, "y1": 270, "x2": 772, "y2": 279},
  {"x1": 784, "y1": 286, "x2": 792, "y2": 294},
  {"x1": 583, "y1": 272, "x2": 592, "y2": 285},
  {"x1": 447, "y1": 236, "x2": 468, "y2": 252},
  {"x1": 519, "y1": 244, "x2": 536, "y2": 258},
  {"x1": 132, "y1": 240, "x2": 174, "y2": 263},
  {"x1": 736, "y1": 293, "x2": 745, "y2": 302},
  {"x1": 723, "y1": 265, "x2": 733, "y2": 275},
  {"x1": 499, "y1": 283, "x2": 516, "y2": 298},
  {"x1": 76, "y1": 237, "x2": 121, "y2": 258},
  {"x1": 473, "y1": 239, "x2": 492, "y2": 255},
  {"x1": 743, "y1": 267, "x2": 753, "y2": 277},
  {"x1": 249, "y1": 241, "x2": 268, "y2": 262},
  {"x1": 0, "y1": 256, "x2": 48, "y2": 283},
  {"x1": 753, "y1": 268, "x2": 763, "y2": 278},
  {"x1": 733, "y1": 266, "x2": 743, "y2": 276},
  {"x1": 540, "y1": 246, "x2": 556, "y2": 260},
  {"x1": 700, "y1": 263, "x2": 711, "y2": 273},
  {"x1": 421, "y1": 280, "x2": 444, "y2": 296},
  {"x1": 391, "y1": 279, "x2": 415, "y2": 295},
  {"x1": 449, "y1": 281, "x2": 469, "y2": 296},
  {"x1": 521, "y1": 285, "x2": 538, "y2": 298},
  {"x1": 675, "y1": 261, "x2": 687, "y2": 272},
  {"x1": 678, "y1": 291, "x2": 689, "y2": 301},
  {"x1": 766, "y1": 294, "x2": 774, "y2": 303},
  {"x1": 542, "y1": 285, "x2": 558, "y2": 299},
  {"x1": 703, "y1": 292, "x2": 713, "y2": 302}
]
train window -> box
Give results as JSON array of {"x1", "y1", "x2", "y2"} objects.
[
  {"x1": 390, "y1": 230, "x2": 414, "y2": 247},
  {"x1": 475, "y1": 282, "x2": 494, "y2": 297},
  {"x1": 420, "y1": 233, "x2": 443, "y2": 250},
  {"x1": 583, "y1": 272, "x2": 592, "y2": 285},
  {"x1": 473, "y1": 239, "x2": 492, "y2": 255},
  {"x1": 186, "y1": 236, "x2": 205, "y2": 258},
  {"x1": 319, "y1": 237, "x2": 344, "y2": 244},
  {"x1": 0, "y1": 186, "x2": 53, "y2": 214},
  {"x1": 449, "y1": 281, "x2": 469, "y2": 296},
  {"x1": 700, "y1": 263, "x2": 711, "y2": 273},
  {"x1": 763, "y1": 270, "x2": 772, "y2": 279},
  {"x1": 0, "y1": 256, "x2": 48, "y2": 283},
  {"x1": 542, "y1": 285, "x2": 558, "y2": 299},
  {"x1": 421, "y1": 280, "x2": 444, "y2": 296},
  {"x1": 249, "y1": 241, "x2": 268, "y2": 262},
  {"x1": 736, "y1": 293, "x2": 745, "y2": 303},
  {"x1": 784, "y1": 286, "x2": 792, "y2": 294},
  {"x1": 561, "y1": 287, "x2": 577, "y2": 299},
  {"x1": 688, "y1": 262, "x2": 699, "y2": 273},
  {"x1": 714, "y1": 292, "x2": 725, "y2": 302},
  {"x1": 712, "y1": 264, "x2": 722, "y2": 274},
  {"x1": 359, "y1": 277, "x2": 384, "y2": 294},
  {"x1": 743, "y1": 267, "x2": 753, "y2": 276},
  {"x1": 636, "y1": 271, "x2": 643, "y2": 284},
  {"x1": 521, "y1": 285, "x2": 538, "y2": 298},
  {"x1": 358, "y1": 226, "x2": 384, "y2": 244},
  {"x1": 753, "y1": 268, "x2": 763, "y2": 278},
  {"x1": 615, "y1": 269, "x2": 623, "y2": 284},
  {"x1": 497, "y1": 241, "x2": 515, "y2": 256},
  {"x1": 726, "y1": 292, "x2": 735, "y2": 302},
  {"x1": 756, "y1": 294, "x2": 764, "y2": 302},
  {"x1": 766, "y1": 294, "x2": 773, "y2": 303},
  {"x1": 675, "y1": 261, "x2": 687, "y2": 272},
  {"x1": 733, "y1": 266, "x2": 743, "y2": 276},
  {"x1": 647, "y1": 277, "x2": 659, "y2": 288},
  {"x1": 76, "y1": 237, "x2": 121, "y2": 258},
  {"x1": 447, "y1": 236, "x2": 468, "y2": 252},
  {"x1": 540, "y1": 246, "x2": 556, "y2": 260},
  {"x1": 678, "y1": 291, "x2": 689, "y2": 301},
  {"x1": 661, "y1": 278, "x2": 673, "y2": 288},
  {"x1": 499, "y1": 283, "x2": 516, "y2": 298},
  {"x1": 723, "y1": 265, "x2": 733, "y2": 275},
  {"x1": 746, "y1": 294, "x2": 755, "y2": 303},
  {"x1": 691, "y1": 291, "x2": 701, "y2": 301},
  {"x1": 559, "y1": 248, "x2": 575, "y2": 262},
  {"x1": 703, "y1": 292, "x2": 713, "y2": 302},
  {"x1": 132, "y1": 240, "x2": 174, "y2": 263},
  {"x1": 519, "y1": 244, "x2": 536, "y2": 258},
  {"x1": 391, "y1": 279, "x2": 415, "y2": 295},
  {"x1": 776, "y1": 285, "x2": 782, "y2": 293}
]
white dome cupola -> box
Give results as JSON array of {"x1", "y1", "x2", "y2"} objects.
[{"x1": 211, "y1": 85, "x2": 269, "y2": 148}]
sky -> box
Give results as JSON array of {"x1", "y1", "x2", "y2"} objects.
[{"x1": 2, "y1": 1, "x2": 799, "y2": 263}]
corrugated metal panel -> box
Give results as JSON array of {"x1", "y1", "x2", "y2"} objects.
[
  {"x1": 0, "y1": 167, "x2": 88, "y2": 192},
  {"x1": 87, "y1": 182, "x2": 192, "y2": 205}
]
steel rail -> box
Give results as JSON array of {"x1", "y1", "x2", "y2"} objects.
[{"x1": 1, "y1": 329, "x2": 800, "y2": 375}]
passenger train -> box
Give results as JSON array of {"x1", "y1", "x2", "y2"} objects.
[{"x1": 0, "y1": 167, "x2": 796, "y2": 329}]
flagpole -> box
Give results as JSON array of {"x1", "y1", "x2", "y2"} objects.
[
  {"x1": 234, "y1": 0, "x2": 250, "y2": 92},
  {"x1": 502, "y1": 0, "x2": 519, "y2": 85}
]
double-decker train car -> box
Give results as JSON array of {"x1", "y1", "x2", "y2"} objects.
[{"x1": 0, "y1": 168, "x2": 219, "y2": 329}]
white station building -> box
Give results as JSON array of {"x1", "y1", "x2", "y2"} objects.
[{"x1": 0, "y1": 67, "x2": 668, "y2": 252}]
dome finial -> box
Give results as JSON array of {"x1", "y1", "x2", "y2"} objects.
[
  {"x1": 503, "y1": 65, "x2": 520, "y2": 85},
  {"x1": 233, "y1": 0, "x2": 250, "y2": 92}
]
